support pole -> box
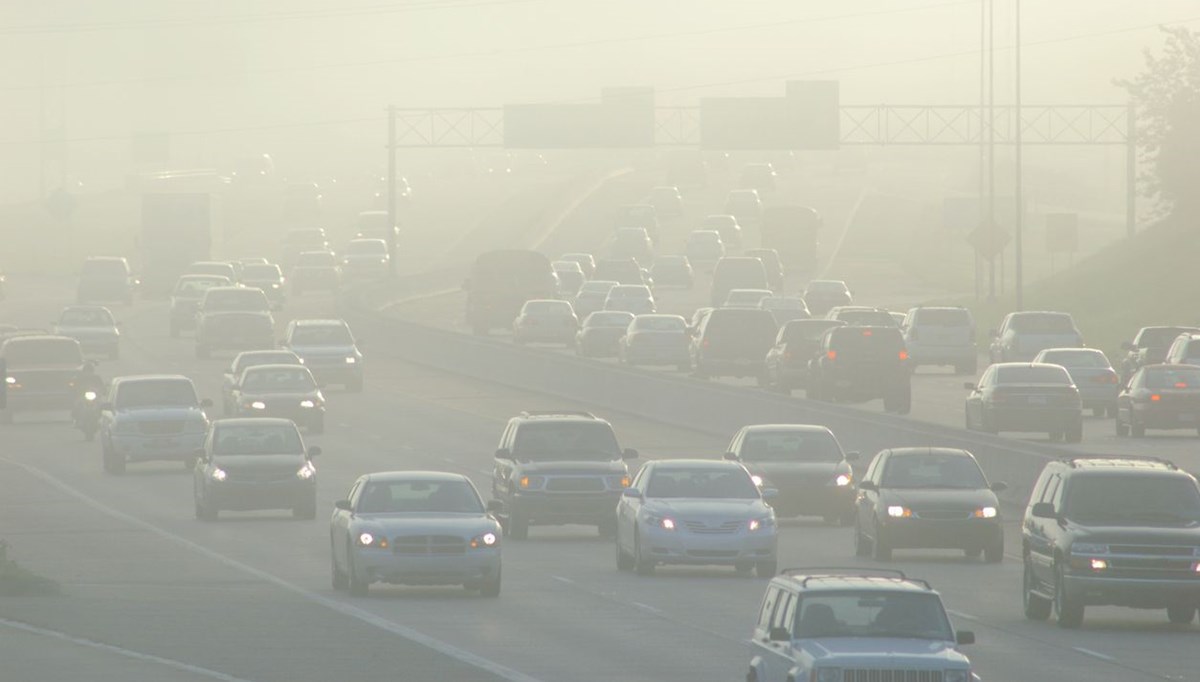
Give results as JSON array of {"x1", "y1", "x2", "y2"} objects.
[
  {"x1": 976, "y1": 0, "x2": 985, "y2": 301},
  {"x1": 386, "y1": 105, "x2": 398, "y2": 277},
  {"x1": 987, "y1": 0, "x2": 996, "y2": 301},
  {"x1": 1126, "y1": 100, "x2": 1137, "y2": 238},
  {"x1": 1014, "y1": 0, "x2": 1024, "y2": 310}
]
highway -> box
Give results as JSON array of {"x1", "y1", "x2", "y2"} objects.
[{"x1": 0, "y1": 157, "x2": 1194, "y2": 682}]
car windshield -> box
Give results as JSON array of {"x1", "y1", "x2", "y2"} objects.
[
  {"x1": 913, "y1": 308, "x2": 970, "y2": 326},
  {"x1": 740, "y1": 432, "x2": 843, "y2": 463},
  {"x1": 881, "y1": 452, "x2": 988, "y2": 489},
  {"x1": 234, "y1": 353, "x2": 299, "y2": 374},
  {"x1": 241, "y1": 367, "x2": 315, "y2": 392},
  {"x1": 115, "y1": 380, "x2": 197, "y2": 409},
  {"x1": 585, "y1": 313, "x2": 634, "y2": 328},
  {"x1": 609, "y1": 286, "x2": 650, "y2": 299},
  {"x1": 214, "y1": 423, "x2": 304, "y2": 455},
  {"x1": 3, "y1": 339, "x2": 82, "y2": 366},
  {"x1": 242, "y1": 265, "x2": 281, "y2": 280},
  {"x1": 646, "y1": 468, "x2": 759, "y2": 499},
  {"x1": 1144, "y1": 367, "x2": 1200, "y2": 389},
  {"x1": 347, "y1": 240, "x2": 386, "y2": 255},
  {"x1": 511, "y1": 422, "x2": 621, "y2": 461},
  {"x1": 1038, "y1": 350, "x2": 1109, "y2": 368},
  {"x1": 175, "y1": 277, "x2": 228, "y2": 295},
  {"x1": 59, "y1": 308, "x2": 113, "y2": 327},
  {"x1": 634, "y1": 317, "x2": 684, "y2": 332},
  {"x1": 837, "y1": 310, "x2": 895, "y2": 326},
  {"x1": 524, "y1": 301, "x2": 573, "y2": 315},
  {"x1": 297, "y1": 252, "x2": 335, "y2": 266},
  {"x1": 995, "y1": 366, "x2": 1070, "y2": 384},
  {"x1": 204, "y1": 290, "x2": 269, "y2": 311},
  {"x1": 1065, "y1": 475, "x2": 1200, "y2": 525},
  {"x1": 793, "y1": 592, "x2": 953, "y2": 641},
  {"x1": 82, "y1": 260, "x2": 127, "y2": 278},
  {"x1": 290, "y1": 325, "x2": 353, "y2": 346},
  {"x1": 1009, "y1": 313, "x2": 1075, "y2": 334},
  {"x1": 357, "y1": 480, "x2": 484, "y2": 514},
  {"x1": 1138, "y1": 327, "x2": 1196, "y2": 349},
  {"x1": 806, "y1": 281, "x2": 847, "y2": 294}
]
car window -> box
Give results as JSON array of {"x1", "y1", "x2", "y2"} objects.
[
  {"x1": 758, "y1": 586, "x2": 782, "y2": 630},
  {"x1": 524, "y1": 301, "x2": 573, "y2": 314},
  {"x1": 204, "y1": 289, "x2": 269, "y2": 311},
  {"x1": 913, "y1": 308, "x2": 970, "y2": 326},
  {"x1": 115, "y1": 380, "x2": 198, "y2": 409},
  {"x1": 881, "y1": 453, "x2": 987, "y2": 489},
  {"x1": 635, "y1": 317, "x2": 684, "y2": 332},
  {"x1": 1009, "y1": 313, "x2": 1075, "y2": 334},
  {"x1": 586, "y1": 312, "x2": 634, "y2": 328},
  {"x1": 2, "y1": 339, "x2": 83, "y2": 366},
  {"x1": 645, "y1": 468, "x2": 759, "y2": 499},
  {"x1": 1064, "y1": 475, "x2": 1200, "y2": 525},
  {"x1": 1038, "y1": 350, "x2": 1109, "y2": 368},
  {"x1": 740, "y1": 431, "x2": 843, "y2": 463},
  {"x1": 297, "y1": 252, "x2": 336, "y2": 266},
  {"x1": 242, "y1": 265, "x2": 281, "y2": 280},
  {"x1": 511, "y1": 422, "x2": 621, "y2": 461},
  {"x1": 213, "y1": 423, "x2": 303, "y2": 455},
  {"x1": 176, "y1": 277, "x2": 228, "y2": 294},
  {"x1": 794, "y1": 592, "x2": 953, "y2": 641},
  {"x1": 60, "y1": 308, "x2": 114, "y2": 326},
  {"x1": 240, "y1": 367, "x2": 316, "y2": 392},
  {"x1": 995, "y1": 366, "x2": 1071, "y2": 384},
  {"x1": 772, "y1": 591, "x2": 795, "y2": 631},
  {"x1": 1144, "y1": 367, "x2": 1200, "y2": 388},
  {"x1": 290, "y1": 325, "x2": 353, "y2": 346},
  {"x1": 356, "y1": 480, "x2": 484, "y2": 514},
  {"x1": 1039, "y1": 474, "x2": 1061, "y2": 506},
  {"x1": 235, "y1": 353, "x2": 299, "y2": 374}
]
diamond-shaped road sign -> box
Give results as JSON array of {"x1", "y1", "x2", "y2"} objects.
[{"x1": 967, "y1": 225, "x2": 1011, "y2": 259}]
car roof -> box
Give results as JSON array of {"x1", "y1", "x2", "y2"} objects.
[
  {"x1": 514, "y1": 410, "x2": 601, "y2": 422},
  {"x1": 292, "y1": 319, "x2": 348, "y2": 327},
  {"x1": 85, "y1": 256, "x2": 127, "y2": 263},
  {"x1": 1058, "y1": 456, "x2": 1179, "y2": 471},
  {"x1": 742, "y1": 424, "x2": 833, "y2": 435},
  {"x1": 241, "y1": 363, "x2": 311, "y2": 373},
  {"x1": 214, "y1": 417, "x2": 297, "y2": 428},
  {"x1": 363, "y1": 471, "x2": 472, "y2": 484},
  {"x1": 991, "y1": 362, "x2": 1067, "y2": 370},
  {"x1": 775, "y1": 571, "x2": 935, "y2": 594},
  {"x1": 3, "y1": 334, "x2": 77, "y2": 344},
  {"x1": 60, "y1": 304, "x2": 113, "y2": 313},
  {"x1": 113, "y1": 374, "x2": 193, "y2": 385},
  {"x1": 650, "y1": 459, "x2": 745, "y2": 471},
  {"x1": 886, "y1": 447, "x2": 973, "y2": 458}
]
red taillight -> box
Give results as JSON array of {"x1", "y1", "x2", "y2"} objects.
[
  {"x1": 826, "y1": 350, "x2": 837, "y2": 360},
  {"x1": 1151, "y1": 394, "x2": 1162, "y2": 402},
  {"x1": 862, "y1": 330, "x2": 873, "y2": 337},
  {"x1": 1175, "y1": 382, "x2": 1189, "y2": 389},
  {"x1": 784, "y1": 350, "x2": 793, "y2": 361},
  {"x1": 898, "y1": 350, "x2": 909, "y2": 361},
  {"x1": 702, "y1": 339, "x2": 710, "y2": 348}
]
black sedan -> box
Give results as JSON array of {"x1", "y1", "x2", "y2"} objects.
[
  {"x1": 229, "y1": 364, "x2": 325, "y2": 433},
  {"x1": 854, "y1": 447, "x2": 1006, "y2": 562},
  {"x1": 964, "y1": 362, "x2": 1083, "y2": 442},
  {"x1": 1116, "y1": 364, "x2": 1200, "y2": 437},
  {"x1": 575, "y1": 311, "x2": 634, "y2": 358},
  {"x1": 725, "y1": 424, "x2": 857, "y2": 524},
  {"x1": 193, "y1": 418, "x2": 320, "y2": 521}
]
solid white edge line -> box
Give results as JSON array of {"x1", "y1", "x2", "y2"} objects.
[
  {"x1": 1072, "y1": 647, "x2": 1115, "y2": 662},
  {"x1": 0, "y1": 617, "x2": 254, "y2": 682},
  {"x1": 2, "y1": 458, "x2": 543, "y2": 682},
  {"x1": 632, "y1": 602, "x2": 663, "y2": 614}
]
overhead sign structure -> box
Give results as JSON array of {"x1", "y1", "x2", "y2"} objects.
[
  {"x1": 700, "y1": 81, "x2": 839, "y2": 150},
  {"x1": 503, "y1": 87, "x2": 655, "y2": 149}
]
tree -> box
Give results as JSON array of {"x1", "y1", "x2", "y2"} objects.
[{"x1": 1118, "y1": 27, "x2": 1200, "y2": 221}]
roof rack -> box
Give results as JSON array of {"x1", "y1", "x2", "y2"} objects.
[
  {"x1": 519, "y1": 410, "x2": 597, "y2": 419},
  {"x1": 780, "y1": 567, "x2": 931, "y2": 590},
  {"x1": 1061, "y1": 455, "x2": 1178, "y2": 470}
]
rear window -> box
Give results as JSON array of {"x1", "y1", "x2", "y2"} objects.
[
  {"x1": 524, "y1": 300, "x2": 573, "y2": 315},
  {"x1": 714, "y1": 258, "x2": 766, "y2": 279},
  {"x1": 781, "y1": 320, "x2": 844, "y2": 342},
  {"x1": 204, "y1": 289, "x2": 269, "y2": 311},
  {"x1": 1145, "y1": 367, "x2": 1200, "y2": 389},
  {"x1": 1009, "y1": 313, "x2": 1075, "y2": 334},
  {"x1": 806, "y1": 281, "x2": 847, "y2": 294},
  {"x1": 912, "y1": 308, "x2": 971, "y2": 326},
  {"x1": 609, "y1": 286, "x2": 650, "y2": 298},
  {"x1": 836, "y1": 310, "x2": 895, "y2": 326},
  {"x1": 995, "y1": 365, "x2": 1071, "y2": 384},
  {"x1": 296, "y1": 252, "x2": 335, "y2": 266},
  {"x1": 740, "y1": 431, "x2": 842, "y2": 463},
  {"x1": 3, "y1": 338, "x2": 82, "y2": 366},
  {"x1": 60, "y1": 308, "x2": 114, "y2": 326},
  {"x1": 1182, "y1": 340, "x2": 1200, "y2": 357},
  {"x1": 1137, "y1": 327, "x2": 1196, "y2": 349},
  {"x1": 828, "y1": 327, "x2": 904, "y2": 352},
  {"x1": 634, "y1": 316, "x2": 684, "y2": 332},
  {"x1": 584, "y1": 312, "x2": 634, "y2": 328},
  {"x1": 705, "y1": 309, "x2": 778, "y2": 338},
  {"x1": 82, "y1": 259, "x2": 127, "y2": 278},
  {"x1": 579, "y1": 281, "x2": 618, "y2": 294},
  {"x1": 242, "y1": 265, "x2": 281, "y2": 280},
  {"x1": 1038, "y1": 350, "x2": 1110, "y2": 368},
  {"x1": 175, "y1": 277, "x2": 228, "y2": 294},
  {"x1": 290, "y1": 325, "x2": 352, "y2": 346}
]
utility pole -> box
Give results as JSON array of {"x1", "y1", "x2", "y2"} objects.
[
  {"x1": 1126, "y1": 100, "x2": 1137, "y2": 238},
  {"x1": 1014, "y1": 0, "x2": 1024, "y2": 310},
  {"x1": 976, "y1": 0, "x2": 985, "y2": 301},
  {"x1": 987, "y1": 0, "x2": 996, "y2": 301},
  {"x1": 386, "y1": 105, "x2": 398, "y2": 277}
]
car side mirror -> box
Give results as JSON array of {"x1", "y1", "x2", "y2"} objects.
[
  {"x1": 334, "y1": 499, "x2": 352, "y2": 512},
  {"x1": 956, "y1": 630, "x2": 975, "y2": 646},
  {"x1": 622, "y1": 448, "x2": 639, "y2": 460},
  {"x1": 486, "y1": 499, "x2": 504, "y2": 514},
  {"x1": 990, "y1": 481, "x2": 1008, "y2": 493},
  {"x1": 769, "y1": 626, "x2": 791, "y2": 642},
  {"x1": 622, "y1": 488, "x2": 643, "y2": 500},
  {"x1": 723, "y1": 451, "x2": 740, "y2": 461},
  {"x1": 963, "y1": 382, "x2": 976, "y2": 390},
  {"x1": 858, "y1": 480, "x2": 878, "y2": 492},
  {"x1": 307, "y1": 446, "x2": 321, "y2": 458},
  {"x1": 1030, "y1": 502, "x2": 1057, "y2": 519},
  {"x1": 844, "y1": 451, "x2": 859, "y2": 461},
  {"x1": 494, "y1": 448, "x2": 512, "y2": 460}
]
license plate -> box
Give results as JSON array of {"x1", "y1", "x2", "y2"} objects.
[{"x1": 1028, "y1": 396, "x2": 1048, "y2": 405}]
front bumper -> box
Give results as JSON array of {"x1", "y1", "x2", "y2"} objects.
[
  {"x1": 641, "y1": 525, "x2": 777, "y2": 566},
  {"x1": 987, "y1": 406, "x2": 1080, "y2": 431},
  {"x1": 110, "y1": 432, "x2": 207, "y2": 462},
  {"x1": 6, "y1": 389, "x2": 76, "y2": 412},
  {"x1": 205, "y1": 478, "x2": 314, "y2": 511},
  {"x1": 510, "y1": 491, "x2": 621, "y2": 525},
  {"x1": 1133, "y1": 405, "x2": 1200, "y2": 430},
  {"x1": 354, "y1": 548, "x2": 501, "y2": 586},
  {"x1": 879, "y1": 517, "x2": 1002, "y2": 550},
  {"x1": 1063, "y1": 572, "x2": 1200, "y2": 609}
]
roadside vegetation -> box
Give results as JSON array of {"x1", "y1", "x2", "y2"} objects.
[{"x1": 0, "y1": 541, "x2": 59, "y2": 597}]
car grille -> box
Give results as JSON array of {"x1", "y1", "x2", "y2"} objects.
[
  {"x1": 686, "y1": 550, "x2": 738, "y2": 558},
  {"x1": 912, "y1": 509, "x2": 972, "y2": 520},
  {"x1": 1097, "y1": 544, "x2": 1200, "y2": 578},
  {"x1": 1109, "y1": 544, "x2": 1195, "y2": 557},
  {"x1": 545, "y1": 477, "x2": 606, "y2": 492},
  {"x1": 840, "y1": 670, "x2": 944, "y2": 682},
  {"x1": 683, "y1": 520, "x2": 744, "y2": 534},
  {"x1": 225, "y1": 469, "x2": 294, "y2": 483},
  {"x1": 139, "y1": 420, "x2": 185, "y2": 435},
  {"x1": 11, "y1": 370, "x2": 76, "y2": 392},
  {"x1": 391, "y1": 535, "x2": 466, "y2": 555}
]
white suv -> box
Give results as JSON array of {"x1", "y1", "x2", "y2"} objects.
[
  {"x1": 902, "y1": 306, "x2": 978, "y2": 375},
  {"x1": 747, "y1": 568, "x2": 977, "y2": 682}
]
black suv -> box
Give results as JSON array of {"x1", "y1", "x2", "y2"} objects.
[
  {"x1": 806, "y1": 325, "x2": 911, "y2": 414},
  {"x1": 492, "y1": 412, "x2": 638, "y2": 540},
  {"x1": 691, "y1": 308, "x2": 778, "y2": 382},
  {"x1": 1022, "y1": 457, "x2": 1200, "y2": 629},
  {"x1": 1119, "y1": 326, "x2": 1200, "y2": 382}
]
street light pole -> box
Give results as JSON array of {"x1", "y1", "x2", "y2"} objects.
[
  {"x1": 1014, "y1": 0, "x2": 1024, "y2": 310},
  {"x1": 987, "y1": 0, "x2": 996, "y2": 301}
]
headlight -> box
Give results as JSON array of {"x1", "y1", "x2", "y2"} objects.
[
  {"x1": 83, "y1": 391, "x2": 98, "y2": 401},
  {"x1": 5, "y1": 376, "x2": 15, "y2": 385},
  {"x1": 750, "y1": 474, "x2": 764, "y2": 487},
  {"x1": 355, "y1": 532, "x2": 387, "y2": 548},
  {"x1": 944, "y1": 671, "x2": 970, "y2": 682},
  {"x1": 973, "y1": 506, "x2": 998, "y2": 519},
  {"x1": 815, "y1": 668, "x2": 842, "y2": 682},
  {"x1": 748, "y1": 516, "x2": 773, "y2": 532},
  {"x1": 606, "y1": 475, "x2": 631, "y2": 490},
  {"x1": 645, "y1": 515, "x2": 676, "y2": 530},
  {"x1": 1071, "y1": 543, "x2": 1109, "y2": 555},
  {"x1": 299, "y1": 399, "x2": 316, "y2": 408},
  {"x1": 210, "y1": 467, "x2": 227, "y2": 482},
  {"x1": 835, "y1": 473, "x2": 852, "y2": 487},
  {"x1": 345, "y1": 356, "x2": 357, "y2": 364},
  {"x1": 246, "y1": 401, "x2": 266, "y2": 410},
  {"x1": 469, "y1": 532, "x2": 499, "y2": 549},
  {"x1": 270, "y1": 283, "x2": 280, "y2": 289},
  {"x1": 517, "y1": 475, "x2": 544, "y2": 490},
  {"x1": 296, "y1": 463, "x2": 315, "y2": 480},
  {"x1": 887, "y1": 505, "x2": 912, "y2": 518}
]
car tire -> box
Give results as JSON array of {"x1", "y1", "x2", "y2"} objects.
[
  {"x1": 984, "y1": 537, "x2": 1004, "y2": 564},
  {"x1": 872, "y1": 522, "x2": 892, "y2": 561},
  {"x1": 756, "y1": 560, "x2": 777, "y2": 578},
  {"x1": 509, "y1": 513, "x2": 529, "y2": 541},
  {"x1": 634, "y1": 531, "x2": 655, "y2": 576},
  {"x1": 1115, "y1": 414, "x2": 1129, "y2": 437},
  {"x1": 1023, "y1": 560, "x2": 1052, "y2": 621},
  {"x1": 616, "y1": 538, "x2": 634, "y2": 571},
  {"x1": 1131, "y1": 421, "x2": 1145, "y2": 438},
  {"x1": 1054, "y1": 562, "x2": 1084, "y2": 628},
  {"x1": 854, "y1": 520, "x2": 871, "y2": 557},
  {"x1": 1065, "y1": 422, "x2": 1083, "y2": 443},
  {"x1": 478, "y1": 568, "x2": 501, "y2": 598},
  {"x1": 1167, "y1": 604, "x2": 1196, "y2": 624},
  {"x1": 331, "y1": 544, "x2": 349, "y2": 591}
]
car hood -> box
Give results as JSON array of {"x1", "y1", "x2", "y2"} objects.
[
  {"x1": 799, "y1": 637, "x2": 969, "y2": 666},
  {"x1": 512, "y1": 460, "x2": 627, "y2": 475},
  {"x1": 353, "y1": 513, "x2": 499, "y2": 535},
  {"x1": 213, "y1": 454, "x2": 306, "y2": 471},
  {"x1": 883, "y1": 488, "x2": 997, "y2": 509},
  {"x1": 643, "y1": 498, "x2": 768, "y2": 519},
  {"x1": 1067, "y1": 523, "x2": 1200, "y2": 541},
  {"x1": 115, "y1": 406, "x2": 204, "y2": 419}
]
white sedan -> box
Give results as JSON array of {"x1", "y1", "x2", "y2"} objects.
[
  {"x1": 330, "y1": 471, "x2": 503, "y2": 597},
  {"x1": 615, "y1": 459, "x2": 778, "y2": 577}
]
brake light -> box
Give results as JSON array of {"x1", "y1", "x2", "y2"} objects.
[
  {"x1": 898, "y1": 350, "x2": 909, "y2": 361},
  {"x1": 862, "y1": 330, "x2": 873, "y2": 337},
  {"x1": 826, "y1": 350, "x2": 837, "y2": 360},
  {"x1": 1150, "y1": 394, "x2": 1161, "y2": 402},
  {"x1": 784, "y1": 350, "x2": 792, "y2": 361},
  {"x1": 1175, "y1": 382, "x2": 1189, "y2": 389},
  {"x1": 702, "y1": 339, "x2": 710, "y2": 348}
]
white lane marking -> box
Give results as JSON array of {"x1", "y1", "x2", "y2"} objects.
[
  {"x1": 946, "y1": 609, "x2": 979, "y2": 621},
  {"x1": 0, "y1": 617, "x2": 254, "y2": 682},
  {"x1": 632, "y1": 602, "x2": 663, "y2": 614},
  {"x1": 3, "y1": 458, "x2": 543, "y2": 682},
  {"x1": 550, "y1": 575, "x2": 574, "y2": 585},
  {"x1": 1073, "y1": 647, "x2": 1115, "y2": 662}
]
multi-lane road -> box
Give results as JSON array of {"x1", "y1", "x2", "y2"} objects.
[{"x1": 0, "y1": 158, "x2": 1194, "y2": 682}]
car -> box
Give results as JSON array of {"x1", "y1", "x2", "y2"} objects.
[
  {"x1": 185, "y1": 261, "x2": 237, "y2": 283},
  {"x1": 0, "y1": 267, "x2": 6, "y2": 299},
  {"x1": 989, "y1": 310, "x2": 1083, "y2": 363},
  {"x1": 615, "y1": 459, "x2": 777, "y2": 576},
  {"x1": 331, "y1": 471, "x2": 503, "y2": 597},
  {"x1": 1033, "y1": 347, "x2": 1119, "y2": 417},
  {"x1": 724, "y1": 288, "x2": 774, "y2": 308},
  {"x1": 221, "y1": 350, "x2": 303, "y2": 414},
  {"x1": 739, "y1": 163, "x2": 777, "y2": 192},
  {"x1": 647, "y1": 185, "x2": 684, "y2": 218},
  {"x1": 901, "y1": 306, "x2": 978, "y2": 374},
  {"x1": 1164, "y1": 332, "x2": 1200, "y2": 366},
  {"x1": 964, "y1": 362, "x2": 1083, "y2": 441},
  {"x1": 464, "y1": 250, "x2": 557, "y2": 335},
  {"x1": 803, "y1": 279, "x2": 852, "y2": 316},
  {"x1": 282, "y1": 228, "x2": 331, "y2": 271},
  {"x1": 352, "y1": 210, "x2": 399, "y2": 247},
  {"x1": 228, "y1": 364, "x2": 325, "y2": 433},
  {"x1": 575, "y1": 311, "x2": 635, "y2": 358},
  {"x1": 603, "y1": 284, "x2": 656, "y2": 315},
  {"x1": 726, "y1": 424, "x2": 857, "y2": 524},
  {"x1": 193, "y1": 418, "x2": 320, "y2": 521},
  {"x1": 512, "y1": 299, "x2": 578, "y2": 346},
  {"x1": 53, "y1": 305, "x2": 120, "y2": 360},
  {"x1": 1021, "y1": 456, "x2": 1200, "y2": 628},
  {"x1": 290, "y1": 250, "x2": 341, "y2": 295},
  {"x1": 281, "y1": 319, "x2": 364, "y2": 392},
  {"x1": 692, "y1": 308, "x2": 778, "y2": 382},
  {"x1": 759, "y1": 296, "x2": 810, "y2": 325},
  {"x1": 593, "y1": 258, "x2": 652, "y2": 288},
  {"x1": 0, "y1": 335, "x2": 85, "y2": 424},
  {"x1": 551, "y1": 260, "x2": 586, "y2": 298},
  {"x1": 493, "y1": 411, "x2": 638, "y2": 540},
  {"x1": 614, "y1": 204, "x2": 659, "y2": 244},
  {"x1": 618, "y1": 314, "x2": 691, "y2": 369},
  {"x1": 724, "y1": 189, "x2": 763, "y2": 225},
  {"x1": 855, "y1": 448, "x2": 1005, "y2": 562},
  {"x1": 711, "y1": 256, "x2": 769, "y2": 307},
  {"x1": 560, "y1": 252, "x2": 596, "y2": 279},
  {"x1": 340, "y1": 238, "x2": 391, "y2": 280},
  {"x1": 747, "y1": 568, "x2": 976, "y2": 682},
  {"x1": 98, "y1": 375, "x2": 212, "y2": 474},
  {"x1": 609, "y1": 227, "x2": 654, "y2": 265},
  {"x1": 77, "y1": 256, "x2": 136, "y2": 305},
  {"x1": 1115, "y1": 364, "x2": 1200, "y2": 437},
  {"x1": 807, "y1": 326, "x2": 912, "y2": 414},
  {"x1": 701, "y1": 214, "x2": 742, "y2": 249},
  {"x1": 195, "y1": 289, "x2": 275, "y2": 359},
  {"x1": 744, "y1": 248, "x2": 784, "y2": 292},
  {"x1": 1119, "y1": 326, "x2": 1200, "y2": 382},
  {"x1": 239, "y1": 263, "x2": 286, "y2": 305},
  {"x1": 649, "y1": 255, "x2": 693, "y2": 288},
  {"x1": 572, "y1": 280, "x2": 619, "y2": 320},
  {"x1": 764, "y1": 319, "x2": 847, "y2": 393},
  {"x1": 826, "y1": 306, "x2": 897, "y2": 327},
  {"x1": 685, "y1": 230, "x2": 726, "y2": 267},
  {"x1": 169, "y1": 274, "x2": 233, "y2": 337}
]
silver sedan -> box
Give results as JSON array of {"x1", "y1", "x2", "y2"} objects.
[
  {"x1": 330, "y1": 471, "x2": 504, "y2": 597},
  {"x1": 615, "y1": 459, "x2": 778, "y2": 577}
]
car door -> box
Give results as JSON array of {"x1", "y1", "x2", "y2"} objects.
[
  {"x1": 492, "y1": 423, "x2": 517, "y2": 502},
  {"x1": 1027, "y1": 472, "x2": 1062, "y2": 584},
  {"x1": 761, "y1": 589, "x2": 798, "y2": 681},
  {"x1": 965, "y1": 368, "x2": 989, "y2": 427},
  {"x1": 857, "y1": 451, "x2": 887, "y2": 538},
  {"x1": 331, "y1": 480, "x2": 364, "y2": 571},
  {"x1": 617, "y1": 464, "x2": 651, "y2": 554}
]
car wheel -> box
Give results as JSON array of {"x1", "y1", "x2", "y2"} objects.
[
  {"x1": 347, "y1": 546, "x2": 369, "y2": 597},
  {"x1": 755, "y1": 560, "x2": 777, "y2": 578},
  {"x1": 509, "y1": 513, "x2": 529, "y2": 541},
  {"x1": 633, "y1": 530, "x2": 655, "y2": 576},
  {"x1": 1065, "y1": 422, "x2": 1083, "y2": 443},
  {"x1": 615, "y1": 537, "x2": 634, "y2": 571},
  {"x1": 1023, "y1": 560, "x2": 1052, "y2": 620},
  {"x1": 1131, "y1": 421, "x2": 1146, "y2": 438},
  {"x1": 984, "y1": 537, "x2": 1004, "y2": 564},
  {"x1": 854, "y1": 520, "x2": 871, "y2": 557},
  {"x1": 331, "y1": 545, "x2": 349, "y2": 591},
  {"x1": 1054, "y1": 561, "x2": 1084, "y2": 628},
  {"x1": 477, "y1": 568, "x2": 501, "y2": 598},
  {"x1": 872, "y1": 521, "x2": 892, "y2": 561},
  {"x1": 1115, "y1": 414, "x2": 1129, "y2": 437},
  {"x1": 1167, "y1": 604, "x2": 1196, "y2": 625}
]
